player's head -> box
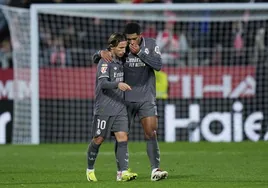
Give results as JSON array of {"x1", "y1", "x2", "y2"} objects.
[
  {"x1": 108, "y1": 32, "x2": 127, "y2": 58},
  {"x1": 124, "y1": 22, "x2": 142, "y2": 46}
]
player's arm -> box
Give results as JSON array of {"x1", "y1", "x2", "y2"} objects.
[
  {"x1": 97, "y1": 61, "x2": 131, "y2": 91},
  {"x1": 100, "y1": 79, "x2": 131, "y2": 91},
  {"x1": 137, "y1": 49, "x2": 162, "y2": 71},
  {"x1": 99, "y1": 78, "x2": 119, "y2": 89},
  {"x1": 92, "y1": 50, "x2": 113, "y2": 64},
  {"x1": 97, "y1": 61, "x2": 116, "y2": 89},
  {"x1": 137, "y1": 40, "x2": 162, "y2": 71},
  {"x1": 92, "y1": 50, "x2": 102, "y2": 64}
]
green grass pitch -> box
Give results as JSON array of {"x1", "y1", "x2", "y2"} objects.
[{"x1": 0, "y1": 142, "x2": 267, "y2": 188}]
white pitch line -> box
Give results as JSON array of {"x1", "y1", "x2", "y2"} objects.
[{"x1": 56, "y1": 151, "x2": 245, "y2": 156}]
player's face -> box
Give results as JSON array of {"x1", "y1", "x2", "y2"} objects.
[
  {"x1": 112, "y1": 41, "x2": 127, "y2": 58},
  {"x1": 126, "y1": 33, "x2": 141, "y2": 46}
]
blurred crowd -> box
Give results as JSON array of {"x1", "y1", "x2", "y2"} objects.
[
  {"x1": 2, "y1": 0, "x2": 268, "y2": 8},
  {"x1": 0, "y1": 0, "x2": 268, "y2": 68}
]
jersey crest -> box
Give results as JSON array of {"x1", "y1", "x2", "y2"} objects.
[
  {"x1": 101, "y1": 63, "x2": 108, "y2": 73},
  {"x1": 101, "y1": 67, "x2": 107, "y2": 73}
]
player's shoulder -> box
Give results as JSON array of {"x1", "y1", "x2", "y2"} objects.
[
  {"x1": 143, "y1": 37, "x2": 156, "y2": 43},
  {"x1": 97, "y1": 59, "x2": 109, "y2": 69},
  {"x1": 98, "y1": 59, "x2": 112, "y2": 66},
  {"x1": 142, "y1": 37, "x2": 157, "y2": 48}
]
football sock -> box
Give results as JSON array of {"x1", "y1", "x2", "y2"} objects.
[
  {"x1": 116, "y1": 141, "x2": 128, "y2": 171},
  {"x1": 87, "y1": 140, "x2": 100, "y2": 169},
  {"x1": 146, "y1": 136, "x2": 160, "y2": 170},
  {"x1": 114, "y1": 140, "x2": 120, "y2": 171}
]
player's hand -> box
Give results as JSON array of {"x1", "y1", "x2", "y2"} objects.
[
  {"x1": 118, "y1": 82, "x2": 132, "y2": 91},
  {"x1": 100, "y1": 50, "x2": 113, "y2": 62},
  {"x1": 129, "y1": 43, "x2": 140, "y2": 54}
]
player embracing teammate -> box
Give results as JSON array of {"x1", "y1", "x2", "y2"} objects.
[
  {"x1": 91, "y1": 22, "x2": 168, "y2": 182},
  {"x1": 86, "y1": 33, "x2": 137, "y2": 182}
]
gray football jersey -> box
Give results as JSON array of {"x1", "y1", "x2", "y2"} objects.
[
  {"x1": 94, "y1": 59, "x2": 127, "y2": 116},
  {"x1": 124, "y1": 37, "x2": 162, "y2": 102}
]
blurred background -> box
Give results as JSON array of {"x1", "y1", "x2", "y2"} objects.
[
  {"x1": 0, "y1": 2, "x2": 267, "y2": 186},
  {"x1": 0, "y1": 0, "x2": 267, "y2": 144},
  {"x1": 0, "y1": 0, "x2": 268, "y2": 69}
]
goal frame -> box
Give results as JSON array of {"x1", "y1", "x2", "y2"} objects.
[{"x1": 30, "y1": 3, "x2": 268, "y2": 144}]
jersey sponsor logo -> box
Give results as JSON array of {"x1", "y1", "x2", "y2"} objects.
[
  {"x1": 126, "y1": 57, "x2": 142, "y2": 63},
  {"x1": 114, "y1": 72, "x2": 124, "y2": 82},
  {"x1": 126, "y1": 57, "x2": 146, "y2": 67},
  {"x1": 128, "y1": 62, "x2": 146, "y2": 67},
  {"x1": 114, "y1": 72, "x2": 124, "y2": 78},
  {"x1": 155, "y1": 46, "x2": 161, "y2": 55},
  {"x1": 116, "y1": 77, "x2": 124, "y2": 82}
]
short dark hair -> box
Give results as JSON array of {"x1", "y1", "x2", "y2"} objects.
[
  {"x1": 124, "y1": 22, "x2": 141, "y2": 35},
  {"x1": 107, "y1": 32, "x2": 126, "y2": 50}
]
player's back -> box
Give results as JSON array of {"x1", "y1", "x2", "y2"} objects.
[{"x1": 94, "y1": 59, "x2": 127, "y2": 116}]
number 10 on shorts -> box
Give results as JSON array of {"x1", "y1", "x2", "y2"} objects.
[{"x1": 97, "y1": 119, "x2": 106, "y2": 130}]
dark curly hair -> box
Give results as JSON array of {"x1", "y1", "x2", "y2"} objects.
[{"x1": 124, "y1": 22, "x2": 141, "y2": 35}]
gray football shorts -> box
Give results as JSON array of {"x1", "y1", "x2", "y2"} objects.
[
  {"x1": 127, "y1": 101, "x2": 158, "y2": 127},
  {"x1": 91, "y1": 115, "x2": 129, "y2": 139}
]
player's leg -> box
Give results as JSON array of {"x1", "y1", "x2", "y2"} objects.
[
  {"x1": 113, "y1": 115, "x2": 137, "y2": 181},
  {"x1": 141, "y1": 115, "x2": 159, "y2": 167},
  {"x1": 114, "y1": 102, "x2": 136, "y2": 168},
  {"x1": 139, "y1": 102, "x2": 159, "y2": 169},
  {"x1": 114, "y1": 102, "x2": 138, "y2": 178},
  {"x1": 139, "y1": 102, "x2": 168, "y2": 181},
  {"x1": 114, "y1": 140, "x2": 120, "y2": 174},
  {"x1": 86, "y1": 115, "x2": 111, "y2": 182},
  {"x1": 126, "y1": 102, "x2": 137, "y2": 130},
  {"x1": 140, "y1": 116, "x2": 168, "y2": 181}
]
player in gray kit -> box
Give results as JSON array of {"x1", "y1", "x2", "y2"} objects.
[
  {"x1": 93, "y1": 23, "x2": 168, "y2": 181},
  {"x1": 86, "y1": 33, "x2": 137, "y2": 182}
]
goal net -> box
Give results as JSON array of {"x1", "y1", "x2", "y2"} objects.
[
  {"x1": 1, "y1": 7, "x2": 31, "y2": 144},
  {"x1": 2, "y1": 3, "x2": 268, "y2": 144}
]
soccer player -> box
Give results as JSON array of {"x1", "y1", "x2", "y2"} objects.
[
  {"x1": 93, "y1": 22, "x2": 168, "y2": 181},
  {"x1": 86, "y1": 33, "x2": 137, "y2": 182}
]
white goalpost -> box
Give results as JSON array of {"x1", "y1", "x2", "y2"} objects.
[{"x1": 1, "y1": 3, "x2": 268, "y2": 144}]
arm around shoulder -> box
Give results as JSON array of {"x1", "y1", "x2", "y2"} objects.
[
  {"x1": 137, "y1": 39, "x2": 162, "y2": 71},
  {"x1": 92, "y1": 50, "x2": 102, "y2": 64}
]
